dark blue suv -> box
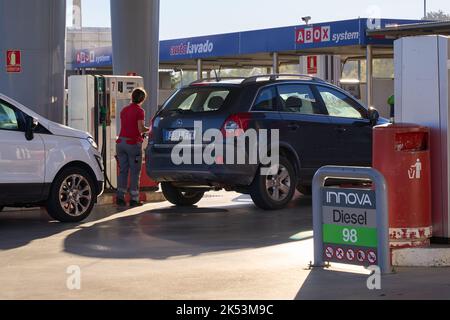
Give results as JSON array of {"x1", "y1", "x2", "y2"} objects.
[{"x1": 146, "y1": 75, "x2": 387, "y2": 210}]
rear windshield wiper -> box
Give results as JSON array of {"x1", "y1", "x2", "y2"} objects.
[{"x1": 173, "y1": 109, "x2": 195, "y2": 114}]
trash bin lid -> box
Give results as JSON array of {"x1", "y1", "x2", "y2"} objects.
[{"x1": 374, "y1": 123, "x2": 429, "y2": 133}]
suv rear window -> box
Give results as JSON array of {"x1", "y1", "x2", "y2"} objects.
[{"x1": 161, "y1": 87, "x2": 233, "y2": 114}]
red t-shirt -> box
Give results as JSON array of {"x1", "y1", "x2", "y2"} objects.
[{"x1": 118, "y1": 103, "x2": 145, "y2": 144}]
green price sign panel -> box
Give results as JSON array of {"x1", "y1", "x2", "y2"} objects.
[{"x1": 322, "y1": 188, "x2": 378, "y2": 266}]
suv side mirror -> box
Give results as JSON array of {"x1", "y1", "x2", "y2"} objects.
[
  {"x1": 25, "y1": 116, "x2": 38, "y2": 141},
  {"x1": 368, "y1": 108, "x2": 380, "y2": 126}
]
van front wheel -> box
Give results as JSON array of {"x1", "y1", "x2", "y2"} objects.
[{"x1": 46, "y1": 167, "x2": 96, "y2": 223}]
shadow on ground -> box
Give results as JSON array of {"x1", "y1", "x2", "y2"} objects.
[
  {"x1": 296, "y1": 266, "x2": 450, "y2": 300},
  {"x1": 0, "y1": 206, "x2": 125, "y2": 251},
  {"x1": 62, "y1": 193, "x2": 313, "y2": 260}
]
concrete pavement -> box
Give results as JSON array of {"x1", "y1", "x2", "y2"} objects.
[{"x1": 1, "y1": 191, "x2": 450, "y2": 300}]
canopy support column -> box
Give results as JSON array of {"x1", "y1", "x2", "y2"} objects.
[
  {"x1": 272, "y1": 52, "x2": 279, "y2": 74},
  {"x1": 197, "y1": 59, "x2": 203, "y2": 80},
  {"x1": 366, "y1": 45, "x2": 374, "y2": 108}
]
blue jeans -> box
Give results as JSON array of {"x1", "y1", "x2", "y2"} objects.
[{"x1": 116, "y1": 140, "x2": 143, "y2": 202}]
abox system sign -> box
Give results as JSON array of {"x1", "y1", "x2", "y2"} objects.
[
  {"x1": 296, "y1": 26, "x2": 331, "y2": 44},
  {"x1": 295, "y1": 22, "x2": 361, "y2": 46}
]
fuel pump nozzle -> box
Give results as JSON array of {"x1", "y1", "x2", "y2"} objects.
[
  {"x1": 100, "y1": 105, "x2": 107, "y2": 130},
  {"x1": 388, "y1": 95, "x2": 395, "y2": 124}
]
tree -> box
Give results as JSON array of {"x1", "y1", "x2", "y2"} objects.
[{"x1": 423, "y1": 10, "x2": 450, "y2": 21}]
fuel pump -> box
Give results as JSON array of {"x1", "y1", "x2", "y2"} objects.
[
  {"x1": 93, "y1": 76, "x2": 114, "y2": 189},
  {"x1": 68, "y1": 74, "x2": 158, "y2": 193}
]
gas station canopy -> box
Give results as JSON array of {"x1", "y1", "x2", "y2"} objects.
[
  {"x1": 367, "y1": 20, "x2": 450, "y2": 38},
  {"x1": 73, "y1": 18, "x2": 422, "y2": 70}
]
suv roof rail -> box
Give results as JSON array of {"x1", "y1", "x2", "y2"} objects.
[
  {"x1": 190, "y1": 77, "x2": 247, "y2": 85},
  {"x1": 241, "y1": 74, "x2": 326, "y2": 85}
]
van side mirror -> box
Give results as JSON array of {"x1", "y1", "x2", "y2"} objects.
[
  {"x1": 368, "y1": 108, "x2": 380, "y2": 126},
  {"x1": 25, "y1": 116, "x2": 38, "y2": 141}
]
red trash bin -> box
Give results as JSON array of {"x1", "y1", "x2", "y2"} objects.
[{"x1": 373, "y1": 123, "x2": 432, "y2": 248}]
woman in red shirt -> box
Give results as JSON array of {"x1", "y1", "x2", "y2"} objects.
[{"x1": 116, "y1": 88, "x2": 149, "y2": 207}]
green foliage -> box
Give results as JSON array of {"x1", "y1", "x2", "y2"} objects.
[{"x1": 423, "y1": 10, "x2": 450, "y2": 21}]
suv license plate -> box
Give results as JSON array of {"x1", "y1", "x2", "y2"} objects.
[{"x1": 166, "y1": 130, "x2": 195, "y2": 142}]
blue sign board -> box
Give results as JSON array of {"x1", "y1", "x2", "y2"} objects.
[
  {"x1": 160, "y1": 33, "x2": 240, "y2": 62},
  {"x1": 73, "y1": 46, "x2": 113, "y2": 68},
  {"x1": 72, "y1": 18, "x2": 422, "y2": 68}
]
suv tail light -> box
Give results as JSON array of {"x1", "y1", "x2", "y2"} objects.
[{"x1": 221, "y1": 113, "x2": 253, "y2": 138}]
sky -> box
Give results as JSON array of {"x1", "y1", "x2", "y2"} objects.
[{"x1": 67, "y1": 0, "x2": 450, "y2": 40}]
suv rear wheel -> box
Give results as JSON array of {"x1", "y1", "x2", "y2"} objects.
[
  {"x1": 46, "y1": 167, "x2": 96, "y2": 223},
  {"x1": 250, "y1": 156, "x2": 297, "y2": 210},
  {"x1": 161, "y1": 182, "x2": 205, "y2": 206}
]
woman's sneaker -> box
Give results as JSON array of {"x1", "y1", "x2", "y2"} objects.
[
  {"x1": 116, "y1": 199, "x2": 127, "y2": 207},
  {"x1": 130, "y1": 200, "x2": 144, "y2": 207}
]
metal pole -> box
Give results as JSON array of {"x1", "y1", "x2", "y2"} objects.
[
  {"x1": 312, "y1": 166, "x2": 393, "y2": 275},
  {"x1": 299, "y1": 56, "x2": 304, "y2": 74},
  {"x1": 272, "y1": 52, "x2": 279, "y2": 74},
  {"x1": 312, "y1": 172, "x2": 326, "y2": 268},
  {"x1": 424, "y1": 0, "x2": 427, "y2": 19},
  {"x1": 366, "y1": 45, "x2": 373, "y2": 108},
  {"x1": 197, "y1": 59, "x2": 203, "y2": 80}
]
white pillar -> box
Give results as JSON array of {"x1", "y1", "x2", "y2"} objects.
[
  {"x1": 299, "y1": 56, "x2": 304, "y2": 74},
  {"x1": 72, "y1": 0, "x2": 82, "y2": 29},
  {"x1": 111, "y1": 0, "x2": 160, "y2": 116},
  {"x1": 0, "y1": 0, "x2": 66, "y2": 123}
]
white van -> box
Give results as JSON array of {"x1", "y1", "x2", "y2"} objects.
[{"x1": 0, "y1": 93, "x2": 104, "y2": 222}]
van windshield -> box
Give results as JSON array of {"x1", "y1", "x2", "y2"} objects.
[{"x1": 161, "y1": 87, "x2": 233, "y2": 114}]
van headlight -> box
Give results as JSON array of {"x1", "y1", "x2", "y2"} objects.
[{"x1": 87, "y1": 137, "x2": 98, "y2": 150}]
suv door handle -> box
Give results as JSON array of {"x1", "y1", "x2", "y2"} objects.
[
  {"x1": 335, "y1": 127, "x2": 347, "y2": 133},
  {"x1": 288, "y1": 124, "x2": 300, "y2": 131}
]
